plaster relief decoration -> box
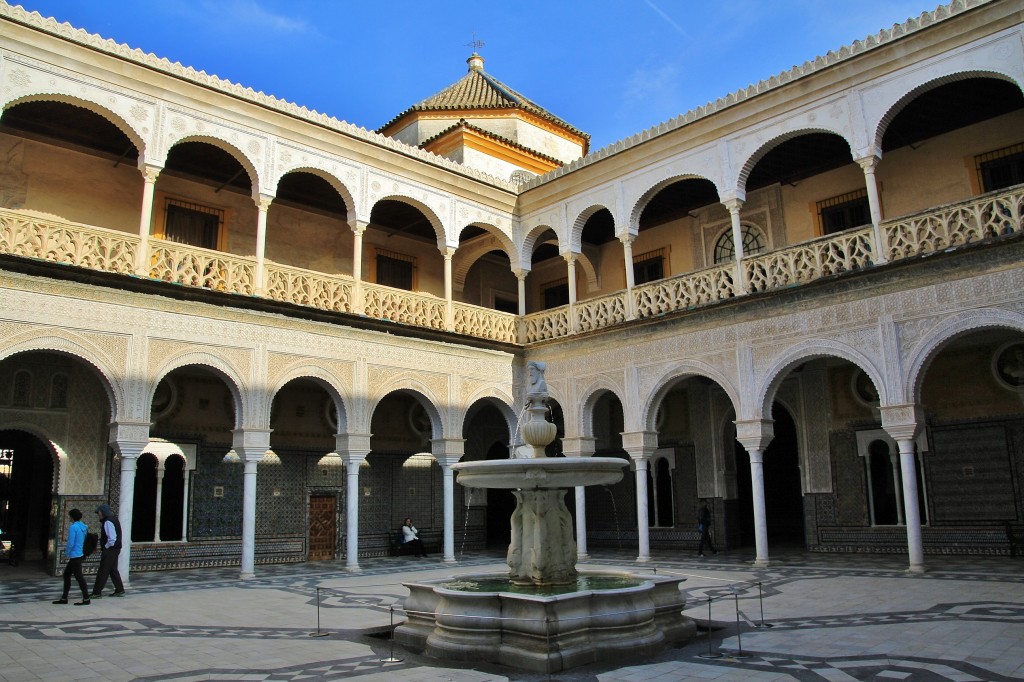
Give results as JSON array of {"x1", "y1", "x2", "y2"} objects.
[{"x1": 992, "y1": 341, "x2": 1024, "y2": 392}]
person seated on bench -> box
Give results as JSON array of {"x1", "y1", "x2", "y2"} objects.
[{"x1": 401, "y1": 517, "x2": 427, "y2": 558}]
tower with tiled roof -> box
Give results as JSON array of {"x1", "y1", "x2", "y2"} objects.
[{"x1": 378, "y1": 53, "x2": 589, "y2": 181}]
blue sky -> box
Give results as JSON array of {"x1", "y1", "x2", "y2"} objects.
[{"x1": 15, "y1": 0, "x2": 944, "y2": 151}]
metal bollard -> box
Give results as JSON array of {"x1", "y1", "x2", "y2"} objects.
[{"x1": 696, "y1": 595, "x2": 723, "y2": 659}]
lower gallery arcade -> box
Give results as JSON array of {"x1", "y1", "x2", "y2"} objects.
[{"x1": 2, "y1": 239, "x2": 1022, "y2": 580}]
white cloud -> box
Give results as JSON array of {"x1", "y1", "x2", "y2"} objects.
[{"x1": 198, "y1": 0, "x2": 311, "y2": 34}]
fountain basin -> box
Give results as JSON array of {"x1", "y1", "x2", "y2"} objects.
[
  {"x1": 395, "y1": 570, "x2": 696, "y2": 673},
  {"x1": 452, "y1": 456, "x2": 627, "y2": 489}
]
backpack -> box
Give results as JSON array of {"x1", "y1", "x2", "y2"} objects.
[{"x1": 83, "y1": 532, "x2": 99, "y2": 557}]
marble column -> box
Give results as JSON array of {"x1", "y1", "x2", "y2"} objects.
[
  {"x1": 153, "y1": 463, "x2": 165, "y2": 542},
  {"x1": 562, "y1": 436, "x2": 596, "y2": 560},
  {"x1": 723, "y1": 197, "x2": 747, "y2": 294},
  {"x1": 254, "y1": 194, "x2": 273, "y2": 294},
  {"x1": 856, "y1": 155, "x2": 888, "y2": 264},
  {"x1": 135, "y1": 164, "x2": 161, "y2": 275},
  {"x1": 231, "y1": 427, "x2": 272, "y2": 579},
  {"x1": 881, "y1": 405, "x2": 926, "y2": 573},
  {"x1": 622, "y1": 431, "x2": 658, "y2": 563},
  {"x1": 564, "y1": 253, "x2": 578, "y2": 333},
  {"x1": 109, "y1": 420, "x2": 151, "y2": 586},
  {"x1": 432, "y1": 439, "x2": 465, "y2": 564},
  {"x1": 620, "y1": 234, "x2": 637, "y2": 320},
  {"x1": 735, "y1": 419, "x2": 774, "y2": 567},
  {"x1": 338, "y1": 433, "x2": 372, "y2": 572},
  {"x1": 350, "y1": 220, "x2": 367, "y2": 314},
  {"x1": 442, "y1": 247, "x2": 455, "y2": 331}
]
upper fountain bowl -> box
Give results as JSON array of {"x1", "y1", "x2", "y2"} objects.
[{"x1": 453, "y1": 457, "x2": 628, "y2": 490}]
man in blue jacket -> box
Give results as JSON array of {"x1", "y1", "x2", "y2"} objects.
[
  {"x1": 52, "y1": 508, "x2": 90, "y2": 605},
  {"x1": 91, "y1": 503, "x2": 125, "y2": 598}
]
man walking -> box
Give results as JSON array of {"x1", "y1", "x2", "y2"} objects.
[
  {"x1": 52, "y1": 508, "x2": 90, "y2": 605},
  {"x1": 697, "y1": 501, "x2": 718, "y2": 558},
  {"x1": 91, "y1": 503, "x2": 125, "y2": 598}
]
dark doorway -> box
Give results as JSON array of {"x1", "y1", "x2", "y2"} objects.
[
  {"x1": 485, "y1": 442, "x2": 513, "y2": 548},
  {"x1": 132, "y1": 453, "x2": 157, "y2": 542},
  {"x1": 0, "y1": 430, "x2": 55, "y2": 568}
]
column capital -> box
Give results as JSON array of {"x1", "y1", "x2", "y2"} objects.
[
  {"x1": 879, "y1": 403, "x2": 924, "y2": 441},
  {"x1": 431, "y1": 438, "x2": 465, "y2": 460},
  {"x1": 441, "y1": 246, "x2": 456, "y2": 260},
  {"x1": 720, "y1": 194, "x2": 745, "y2": 212},
  {"x1": 254, "y1": 192, "x2": 274, "y2": 212},
  {"x1": 350, "y1": 218, "x2": 369, "y2": 236},
  {"x1": 855, "y1": 153, "x2": 881, "y2": 172},
  {"x1": 561, "y1": 251, "x2": 579, "y2": 266},
  {"x1": 618, "y1": 232, "x2": 636, "y2": 247},
  {"x1": 621, "y1": 430, "x2": 658, "y2": 459},
  {"x1": 512, "y1": 267, "x2": 530, "y2": 282},
  {"x1": 138, "y1": 162, "x2": 162, "y2": 184},
  {"x1": 734, "y1": 419, "x2": 774, "y2": 451},
  {"x1": 231, "y1": 428, "x2": 273, "y2": 462},
  {"x1": 336, "y1": 432, "x2": 372, "y2": 457},
  {"x1": 108, "y1": 421, "x2": 151, "y2": 456},
  {"x1": 561, "y1": 436, "x2": 596, "y2": 458}
]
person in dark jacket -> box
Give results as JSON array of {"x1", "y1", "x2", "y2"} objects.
[
  {"x1": 52, "y1": 508, "x2": 90, "y2": 605},
  {"x1": 91, "y1": 503, "x2": 125, "y2": 598},
  {"x1": 697, "y1": 501, "x2": 718, "y2": 558}
]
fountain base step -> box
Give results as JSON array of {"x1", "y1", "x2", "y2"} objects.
[{"x1": 395, "y1": 571, "x2": 697, "y2": 674}]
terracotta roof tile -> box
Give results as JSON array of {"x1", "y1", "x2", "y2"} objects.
[{"x1": 379, "y1": 57, "x2": 588, "y2": 140}]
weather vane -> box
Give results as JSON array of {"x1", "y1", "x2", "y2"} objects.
[{"x1": 466, "y1": 35, "x2": 485, "y2": 52}]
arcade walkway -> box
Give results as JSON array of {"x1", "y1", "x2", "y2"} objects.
[{"x1": 1, "y1": 548, "x2": 1022, "y2": 681}]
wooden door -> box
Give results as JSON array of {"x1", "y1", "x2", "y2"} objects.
[{"x1": 308, "y1": 495, "x2": 336, "y2": 561}]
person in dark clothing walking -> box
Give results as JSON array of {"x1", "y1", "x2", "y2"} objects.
[
  {"x1": 53, "y1": 508, "x2": 90, "y2": 605},
  {"x1": 697, "y1": 501, "x2": 718, "y2": 557},
  {"x1": 91, "y1": 503, "x2": 125, "y2": 598}
]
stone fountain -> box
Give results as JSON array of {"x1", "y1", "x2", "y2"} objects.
[{"x1": 394, "y1": 362, "x2": 696, "y2": 673}]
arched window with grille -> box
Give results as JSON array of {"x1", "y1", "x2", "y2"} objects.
[{"x1": 713, "y1": 225, "x2": 767, "y2": 264}]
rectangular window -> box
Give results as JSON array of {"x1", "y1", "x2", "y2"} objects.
[
  {"x1": 976, "y1": 142, "x2": 1024, "y2": 192},
  {"x1": 164, "y1": 199, "x2": 223, "y2": 250},
  {"x1": 375, "y1": 249, "x2": 416, "y2": 290},
  {"x1": 817, "y1": 189, "x2": 870, "y2": 235},
  {"x1": 632, "y1": 248, "x2": 666, "y2": 285},
  {"x1": 542, "y1": 279, "x2": 569, "y2": 310}
]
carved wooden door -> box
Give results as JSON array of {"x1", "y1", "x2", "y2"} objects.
[{"x1": 308, "y1": 495, "x2": 336, "y2": 561}]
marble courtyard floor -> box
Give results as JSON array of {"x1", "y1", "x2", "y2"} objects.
[{"x1": 1, "y1": 546, "x2": 1022, "y2": 681}]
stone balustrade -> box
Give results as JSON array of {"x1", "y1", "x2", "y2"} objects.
[
  {"x1": 633, "y1": 263, "x2": 736, "y2": 319},
  {"x1": 149, "y1": 240, "x2": 256, "y2": 295},
  {"x1": 361, "y1": 280, "x2": 446, "y2": 331},
  {"x1": 883, "y1": 185, "x2": 1024, "y2": 261},
  {"x1": 745, "y1": 226, "x2": 874, "y2": 293},
  {"x1": 452, "y1": 301, "x2": 518, "y2": 343},
  {"x1": 1, "y1": 185, "x2": 1021, "y2": 345},
  {"x1": 264, "y1": 262, "x2": 354, "y2": 314},
  {"x1": 575, "y1": 291, "x2": 628, "y2": 334},
  {"x1": 0, "y1": 208, "x2": 138, "y2": 275}
]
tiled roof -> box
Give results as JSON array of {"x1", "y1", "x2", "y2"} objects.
[
  {"x1": 420, "y1": 119, "x2": 563, "y2": 166},
  {"x1": 379, "y1": 56, "x2": 589, "y2": 141}
]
